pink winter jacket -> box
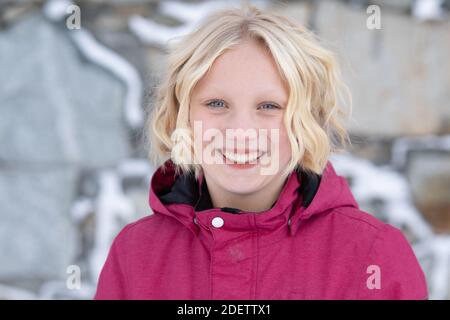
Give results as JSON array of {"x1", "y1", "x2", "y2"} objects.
[{"x1": 94, "y1": 159, "x2": 428, "y2": 300}]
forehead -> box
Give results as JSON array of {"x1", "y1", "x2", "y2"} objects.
[{"x1": 193, "y1": 40, "x2": 288, "y2": 98}]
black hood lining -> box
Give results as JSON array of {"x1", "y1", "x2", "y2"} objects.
[{"x1": 159, "y1": 167, "x2": 321, "y2": 214}]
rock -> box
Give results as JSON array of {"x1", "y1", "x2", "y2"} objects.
[
  {"x1": 314, "y1": 0, "x2": 450, "y2": 137},
  {"x1": 370, "y1": 0, "x2": 414, "y2": 13},
  {"x1": 0, "y1": 12, "x2": 133, "y2": 287},
  {"x1": 407, "y1": 153, "x2": 450, "y2": 233},
  {"x1": 0, "y1": 13, "x2": 131, "y2": 167},
  {"x1": 0, "y1": 167, "x2": 78, "y2": 282},
  {"x1": 269, "y1": 1, "x2": 312, "y2": 27},
  {"x1": 347, "y1": 135, "x2": 393, "y2": 165}
]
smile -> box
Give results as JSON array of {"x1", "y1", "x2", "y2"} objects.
[{"x1": 218, "y1": 150, "x2": 265, "y2": 164}]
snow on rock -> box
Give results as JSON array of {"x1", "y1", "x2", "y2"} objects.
[
  {"x1": 129, "y1": 0, "x2": 270, "y2": 48},
  {"x1": 391, "y1": 134, "x2": 450, "y2": 169},
  {"x1": 331, "y1": 153, "x2": 449, "y2": 299},
  {"x1": 331, "y1": 153, "x2": 433, "y2": 239},
  {"x1": 412, "y1": 0, "x2": 446, "y2": 22},
  {"x1": 43, "y1": 0, "x2": 144, "y2": 129}
]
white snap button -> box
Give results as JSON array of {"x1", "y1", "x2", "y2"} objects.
[
  {"x1": 193, "y1": 217, "x2": 197, "y2": 225},
  {"x1": 211, "y1": 217, "x2": 224, "y2": 228},
  {"x1": 288, "y1": 218, "x2": 291, "y2": 226}
]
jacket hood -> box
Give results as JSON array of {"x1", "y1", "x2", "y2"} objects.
[
  {"x1": 148, "y1": 159, "x2": 359, "y2": 236},
  {"x1": 97, "y1": 160, "x2": 427, "y2": 300}
]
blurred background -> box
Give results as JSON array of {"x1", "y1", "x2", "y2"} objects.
[{"x1": 0, "y1": 0, "x2": 449, "y2": 300}]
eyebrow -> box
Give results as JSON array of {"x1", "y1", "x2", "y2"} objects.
[{"x1": 199, "y1": 86, "x2": 288, "y2": 104}]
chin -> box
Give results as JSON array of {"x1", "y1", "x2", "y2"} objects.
[{"x1": 213, "y1": 170, "x2": 268, "y2": 194}]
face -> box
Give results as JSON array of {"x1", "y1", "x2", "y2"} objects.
[{"x1": 189, "y1": 40, "x2": 291, "y2": 196}]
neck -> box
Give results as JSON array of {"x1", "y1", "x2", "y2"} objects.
[{"x1": 204, "y1": 173, "x2": 288, "y2": 212}]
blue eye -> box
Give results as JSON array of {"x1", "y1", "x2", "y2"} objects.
[
  {"x1": 258, "y1": 103, "x2": 280, "y2": 110},
  {"x1": 206, "y1": 100, "x2": 226, "y2": 108},
  {"x1": 205, "y1": 100, "x2": 281, "y2": 110}
]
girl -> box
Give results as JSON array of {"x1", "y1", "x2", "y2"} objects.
[{"x1": 95, "y1": 4, "x2": 427, "y2": 300}]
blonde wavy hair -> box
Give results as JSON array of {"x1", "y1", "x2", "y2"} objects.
[{"x1": 146, "y1": 3, "x2": 352, "y2": 179}]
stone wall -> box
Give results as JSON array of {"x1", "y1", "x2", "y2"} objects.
[{"x1": 0, "y1": 0, "x2": 449, "y2": 299}]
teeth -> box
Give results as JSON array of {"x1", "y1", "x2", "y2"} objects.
[{"x1": 221, "y1": 151, "x2": 262, "y2": 164}]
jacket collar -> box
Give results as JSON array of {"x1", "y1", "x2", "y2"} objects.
[{"x1": 149, "y1": 159, "x2": 357, "y2": 237}]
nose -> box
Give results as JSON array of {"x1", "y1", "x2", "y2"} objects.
[{"x1": 223, "y1": 108, "x2": 260, "y2": 151}]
